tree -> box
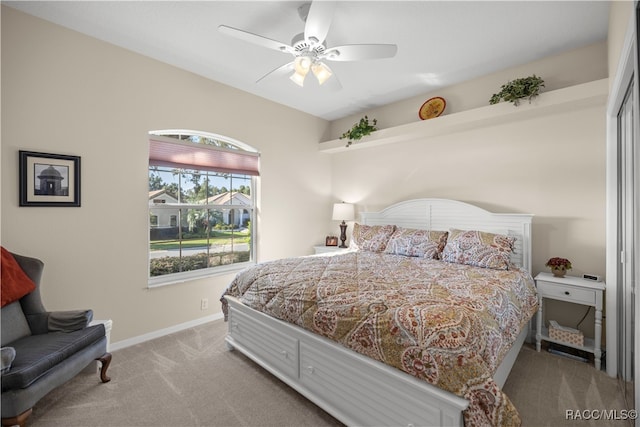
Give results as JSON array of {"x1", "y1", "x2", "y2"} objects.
[
  {"x1": 164, "y1": 183, "x2": 181, "y2": 201},
  {"x1": 149, "y1": 171, "x2": 164, "y2": 191},
  {"x1": 186, "y1": 209, "x2": 203, "y2": 233},
  {"x1": 149, "y1": 169, "x2": 180, "y2": 200}
]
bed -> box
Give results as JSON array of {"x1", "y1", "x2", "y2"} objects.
[{"x1": 221, "y1": 198, "x2": 537, "y2": 427}]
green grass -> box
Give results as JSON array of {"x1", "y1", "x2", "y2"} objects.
[{"x1": 150, "y1": 231, "x2": 250, "y2": 251}]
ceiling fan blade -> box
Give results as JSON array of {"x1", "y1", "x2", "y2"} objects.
[
  {"x1": 323, "y1": 44, "x2": 398, "y2": 61},
  {"x1": 256, "y1": 61, "x2": 295, "y2": 83},
  {"x1": 218, "y1": 25, "x2": 295, "y2": 55},
  {"x1": 304, "y1": 1, "x2": 336, "y2": 45}
]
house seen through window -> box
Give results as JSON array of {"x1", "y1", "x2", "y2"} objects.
[{"x1": 148, "y1": 131, "x2": 259, "y2": 286}]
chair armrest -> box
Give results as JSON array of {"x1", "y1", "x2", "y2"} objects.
[
  {"x1": 1, "y1": 347, "x2": 16, "y2": 373},
  {"x1": 47, "y1": 309, "x2": 94, "y2": 332}
]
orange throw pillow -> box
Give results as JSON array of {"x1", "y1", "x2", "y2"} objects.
[{"x1": 1, "y1": 247, "x2": 36, "y2": 307}]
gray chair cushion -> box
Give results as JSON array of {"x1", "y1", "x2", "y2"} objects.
[
  {"x1": 1, "y1": 324, "x2": 105, "y2": 391},
  {"x1": 1, "y1": 302, "x2": 31, "y2": 346}
]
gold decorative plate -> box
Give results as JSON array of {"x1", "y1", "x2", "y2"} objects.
[{"x1": 418, "y1": 97, "x2": 446, "y2": 120}]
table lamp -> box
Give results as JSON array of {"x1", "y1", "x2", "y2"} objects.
[{"x1": 332, "y1": 203, "x2": 355, "y2": 248}]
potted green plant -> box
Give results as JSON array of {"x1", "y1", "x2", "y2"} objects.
[
  {"x1": 340, "y1": 116, "x2": 378, "y2": 147},
  {"x1": 489, "y1": 75, "x2": 545, "y2": 106}
]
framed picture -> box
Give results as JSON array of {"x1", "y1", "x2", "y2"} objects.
[
  {"x1": 19, "y1": 151, "x2": 81, "y2": 207},
  {"x1": 325, "y1": 236, "x2": 338, "y2": 246}
]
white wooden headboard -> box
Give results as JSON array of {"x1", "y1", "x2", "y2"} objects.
[{"x1": 360, "y1": 198, "x2": 534, "y2": 272}]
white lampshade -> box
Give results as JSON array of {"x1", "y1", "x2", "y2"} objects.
[
  {"x1": 311, "y1": 62, "x2": 333, "y2": 85},
  {"x1": 294, "y1": 56, "x2": 312, "y2": 74},
  {"x1": 332, "y1": 203, "x2": 355, "y2": 221},
  {"x1": 289, "y1": 71, "x2": 306, "y2": 87},
  {"x1": 290, "y1": 56, "x2": 311, "y2": 87}
]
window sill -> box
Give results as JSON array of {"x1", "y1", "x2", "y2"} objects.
[{"x1": 147, "y1": 262, "x2": 253, "y2": 289}]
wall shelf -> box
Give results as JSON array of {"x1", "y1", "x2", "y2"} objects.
[{"x1": 319, "y1": 79, "x2": 608, "y2": 154}]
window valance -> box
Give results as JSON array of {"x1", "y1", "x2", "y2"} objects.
[{"x1": 149, "y1": 136, "x2": 259, "y2": 176}]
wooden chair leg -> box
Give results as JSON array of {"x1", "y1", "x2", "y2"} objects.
[
  {"x1": 2, "y1": 408, "x2": 32, "y2": 427},
  {"x1": 97, "y1": 352, "x2": 112, "y2": 383},
  {"x1": 1, "y1": 355, "x2": 111, "y2": 427}
]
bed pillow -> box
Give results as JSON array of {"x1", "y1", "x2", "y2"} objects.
[
  {"x1": 441, "y1": 229, "x2": 515, "y2": 270},
  {"x1": 384, "y1": 227, "x2": 448, "y2": 259},
  {"x1": 351, "y1": 223, "x2": 396, "y2": 253}
]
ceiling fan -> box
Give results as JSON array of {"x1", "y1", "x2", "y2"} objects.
[{"x1": 218, "y1": 1, "x2": 398, "y2": 88}]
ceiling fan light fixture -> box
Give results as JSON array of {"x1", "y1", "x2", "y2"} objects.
[
  {"x1": 294, "y1": 56, "x2": 312, "y2": 74},
  {"x1": 219, "y1": 1, "x2": 396, "y2": 88},
  {"x1": 311, "y1": 61, "x2": 333, "y2": 85},
  {"x1": 290, "y1": 71, "x2": 306, "y2": 87},
  {"x1": 290, "y1": 56, "x2": 313, "y2": 86}
]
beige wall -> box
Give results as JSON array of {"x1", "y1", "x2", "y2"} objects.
[
  {"x1": 1, "y1": 7, "x2": 331, "y2": 343},
  {"x1": 331, "y1": 104, "x2": 606, "y2": 336},
  {"x1": 327, "y1": 43, "x2": 608, "y2": 338},
  {"x1": 330, "y1": 41, "x2": 608, "y2": 140},
  {"x1": 1, "y1": 5, "x2": 615, "y2": 346},
  {"x1": 608, "y1": 1, "x2": 634, "y2": 90},
  {"x1": 330, "y1": 105, "x2": 606, "y2": 275},
  {"x1": 329, "y1": 40, "x2": 608, "y2": 277}
]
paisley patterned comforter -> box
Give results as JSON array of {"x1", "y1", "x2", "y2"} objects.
[{"x1": 222, "y1": 251, "x2": 538, "y2": 427}]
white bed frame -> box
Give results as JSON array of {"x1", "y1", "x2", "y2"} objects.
[{"x1": 224, "y1": 199, "x2": 534, "y2": 426}]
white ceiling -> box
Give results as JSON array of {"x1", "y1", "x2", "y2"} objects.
[{"x1": 5, "y1": 1, "x2": 610, "y2": 121}]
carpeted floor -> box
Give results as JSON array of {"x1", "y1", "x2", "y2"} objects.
[{"x1": 25, "y1": 319, "x2": 629, "y2": 427}]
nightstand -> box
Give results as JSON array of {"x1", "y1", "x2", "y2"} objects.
[
  {"x1": 534, "y1": 272, "x2": 605, "y2": 369},
  {"x1": 313, "y1": 246, "x2": 349, "y2": 255}
]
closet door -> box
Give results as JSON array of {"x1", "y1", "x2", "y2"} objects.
[{"x1": 617, "y1": 74, "x2": 636, "y2": 412}]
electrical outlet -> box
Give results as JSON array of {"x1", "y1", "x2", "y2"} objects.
[{"x1": 200, "y1": 298, "x2": 209, "y2": 310}]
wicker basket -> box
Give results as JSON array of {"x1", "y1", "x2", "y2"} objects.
[{"x1": 549, "y1": 320, "x2": 584, "y2": 347}]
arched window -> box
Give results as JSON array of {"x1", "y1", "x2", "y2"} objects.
[{"x1": 148, "y1": 130, "x2": 259, "y2": 286}]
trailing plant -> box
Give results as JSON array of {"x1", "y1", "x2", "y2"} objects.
[
  {"x1": 340, "y1": 116, "x2": 378, "y2": 147},
  {"x1": 489, "y1": 75, "x2": 545, "y2": 106}
]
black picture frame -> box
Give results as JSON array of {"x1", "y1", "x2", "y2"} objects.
[{"x1": 19, "y1": 150, "x2": 81, "y2": 207}]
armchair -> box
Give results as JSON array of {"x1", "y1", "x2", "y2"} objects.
[{"x1": 1, "y1": 250, "x2": 111, "y2": 427}]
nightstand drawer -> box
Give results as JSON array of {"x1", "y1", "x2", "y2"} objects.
[{"x1": 537, "y1": 281, "x2": 596, "y2": 305}]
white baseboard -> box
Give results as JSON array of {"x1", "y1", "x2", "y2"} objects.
[{"x1": 109, "y1": 312, "x2": 224, "y2": 352}]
